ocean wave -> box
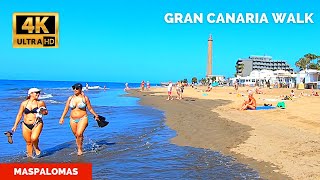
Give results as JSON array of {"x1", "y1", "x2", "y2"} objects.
[
  {"x1": 43, "y1": 99, "x2": 64, "y2": 104},
  {"x1": 43, "y1": 87, "x2": 71, "y2": 90},
  {"x1": 6, "y1": 88, "x2": 20, "y2": 91},
  {"x1": 39, "y1": 93, "x2": 53, "y2": 100},
  {"x1": 83, "y1": 86, "x2": 103, "y2": 90},
  {"x1": 1, "y1": 97, "x2": 25, "y2": 102}
]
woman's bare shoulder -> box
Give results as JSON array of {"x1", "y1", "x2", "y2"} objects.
[
  {"x1": 84, "y1": 95, "x2": 89, "y2": 100},
  {"x1": 21, "y1": 100, "x2": 28, "y2": 106},
  {"x1": 67, "y1": 95, "x2": 74, "y2": 100},
  {"x1": 38, "y1": 100, "x2": 46, "y2": 106}
]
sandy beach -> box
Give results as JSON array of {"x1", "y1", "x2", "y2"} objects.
[{"x1": 129, "y1": 85, "x2": 320, "y2": 180}]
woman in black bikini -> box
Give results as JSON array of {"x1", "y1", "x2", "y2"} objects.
[{"x1": 11, "y1": 88, "x2": 48, "y2": 157}]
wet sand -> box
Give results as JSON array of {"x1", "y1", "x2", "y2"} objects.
[{"x1": 128, "y1": 89, "x2": 291, "y2": 179}]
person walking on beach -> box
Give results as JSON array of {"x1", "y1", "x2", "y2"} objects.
[
  {"x1": 11, "y1": 88, "x2": 48, "y2": 157},
  {"x1": 167, "y1": 81, "x2": 173, "y2": 100},
  {"x1": 234, "y1": 80, "x2": 239, "y2": 91},
  {"x1": 141, "y1": 81, "x2": 145, "y2": 91},
  {"x1": 59, "y1": 83, "x2": 100, "y2": 156},
  {"x1": 176, "y1": 81, "x2": 183, "y2": 100},
  {"x1": 146, "y1": 81, "x2": 150, "y2": 91}
]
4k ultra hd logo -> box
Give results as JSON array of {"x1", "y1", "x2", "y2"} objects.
[{"x1": 13, "y1": 13, "x2": 59, "y2": 48}]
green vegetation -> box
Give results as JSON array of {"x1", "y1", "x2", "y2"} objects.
[
  {"x1": 235, "y1": 63, "x2": 244, "y2": 76},
  {"x1": 295, "y1": 53, "x2": 320, "y2": 71},
  {"x1": 192, "y1": 77, "x2": 197, "y2": 84}
]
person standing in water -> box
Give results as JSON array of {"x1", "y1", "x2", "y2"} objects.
[
  {"x1": 11, "y1": 88, "x2": 48, "y2": 157},
  {"x1": 59, "y1": 83, "x2": 100, "y2": 156}
]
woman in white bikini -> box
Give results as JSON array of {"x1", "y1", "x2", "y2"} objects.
[
  {"x1": 59, "y1": 83, "x2": 99, "y2": 156},
  {"x1": 11, "y1": 88, "x2": 48, "y2": 157}
]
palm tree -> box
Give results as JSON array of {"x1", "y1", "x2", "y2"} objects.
[
  {"x1": 295, "y1": 57, "x2": 310, "y2": 71},
  {"x1": 192, "y1": 77, "x2": 197, "y2": 84},
  {"x1": 308, "y1": 63, "x2": 320, "y2": 70},
  {"x1": 304, "y1": 53, "x2": 318, "y2": 61},
  {"x1": 183, "y1": 79, "x2": 188, "y2": 83},
  {"x1": 304, "y1": 53, "x2": 319, "y2": 69},
  {"x1": 199, "y1": 78, "x2": 207, "y2": 85}
]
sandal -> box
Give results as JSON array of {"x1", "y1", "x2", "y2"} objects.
[{"x1": 4, "y1": 131, "x2": 13, "y2": 144}]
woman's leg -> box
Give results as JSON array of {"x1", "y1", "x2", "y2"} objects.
[
  {"x1": 31, "y1": 123, "x2": 43, "y2": 156},
  {"x1": 75, "y1": 117, "x2": 88, "y2": 155},
  {"x1": 247, "y1": 105, "x2": 256, "y2": 110},
  {"x1": 240, "y1": 104, "x2": 248, "y2": 110},
  {"x1": 22, "y1": 124, "x2": 33, "y2": 157},
  {"x1": 69, "y1": 119, "x2": 78, "y2": 153},
  {"x1": 241, "y1": 100, "x2": 248, "y2": 107}
]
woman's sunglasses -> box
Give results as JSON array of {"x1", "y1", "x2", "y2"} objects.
[
  {"x1": 72, "y1": 86, "x2": 81, "y2": 90},
  {"x1": 34, "y1": 91, "x2": 41, "y2": 94}
]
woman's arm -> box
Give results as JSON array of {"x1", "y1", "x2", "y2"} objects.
[
  {"x1": 12, "y1": 102, "x2": 25, "y2": 132},
  {"x1": 85, "y1": 96, "x2": 99, "y2": 120},
  {"x1": 59, "y1": 96, "x2": 72, "y2": 124},
  {"x1": 248, "y1": 99, "x2": 257, "y2": 106}
]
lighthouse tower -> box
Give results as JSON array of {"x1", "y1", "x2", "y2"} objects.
[{"x1": 206, "y1": 34, "x2": 213, "y2": 77}]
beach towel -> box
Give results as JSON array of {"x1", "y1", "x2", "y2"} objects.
[
  {"x1": 247, "y1": 106, "x2": 276, "y2": 110},
  {"x1": 255, "y1": 106, "x2": 276, "y2": 110}
]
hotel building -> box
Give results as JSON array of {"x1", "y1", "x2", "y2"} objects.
[{"x1": 236, "y1": 55, "x2": 294, "y2": 77}]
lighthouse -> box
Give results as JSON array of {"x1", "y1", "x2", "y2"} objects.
[{"x1": 206, "y1": 34, "x2": 213, "y2": 77}]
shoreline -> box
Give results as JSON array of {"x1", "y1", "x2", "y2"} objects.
[{"x1": 128, "y1": 89, "x2": 290, "y2": 179}]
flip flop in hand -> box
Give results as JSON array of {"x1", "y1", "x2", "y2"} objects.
[{"x1": 4, "y1": 131, "x2": 13, "y2": 144}]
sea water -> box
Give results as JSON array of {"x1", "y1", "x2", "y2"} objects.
[{"x1": 0, "y1": 80, "x2": 260, "y2": 179}]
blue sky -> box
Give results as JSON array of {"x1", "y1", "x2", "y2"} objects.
[{"x1": 0, "y1": 0, "x2": 319, "y2": 83}]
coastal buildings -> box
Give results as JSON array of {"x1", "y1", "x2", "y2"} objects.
[
  {"x1": 236, "y1": 55, "x2": 294, "y2": 77},
  {"x1": 296, "y1": 69, "x2": 320, "y2": 89},
  {"x1": 230, "y1": 69, "x2": 296, "y2": 88}
]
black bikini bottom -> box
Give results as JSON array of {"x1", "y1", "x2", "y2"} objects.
[{"x1": 23, "y1": 120, "x2": 43, "y2": 130}]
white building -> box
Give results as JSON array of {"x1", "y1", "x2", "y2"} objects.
[
  {"x1": 231, "y1": 70, "x2": 296, "y2": 88},
  {"x1": 296, "y1": 69, "x2": 320, "y2": 89}
]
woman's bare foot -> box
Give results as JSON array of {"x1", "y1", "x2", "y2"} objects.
[
  {"x1": 27, "y1": 154, "x2": 33, "y2": 158},
  {"x1": 77, "y1": 150, "x2": 83, "y2": 156},
  {"x1": 35, "y1": 148, "x2": 41, "y2": 156}
]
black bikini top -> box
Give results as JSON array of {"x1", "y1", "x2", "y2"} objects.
[{"x1": 24, "y1": 100, "x2": 39, "y2": 114}]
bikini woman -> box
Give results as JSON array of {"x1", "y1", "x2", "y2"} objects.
[
  {"x1": 11, "y1": 88, "x2": 48, "y2": 157},
  {"x1": 59, "y1": 83, "x2": 99, "y2": 156}
]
